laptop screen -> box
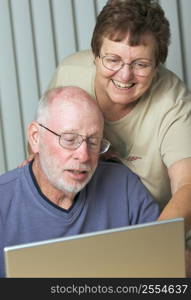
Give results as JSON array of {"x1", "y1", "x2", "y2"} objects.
[{"x1": 4, "y1": 218, "x2": 185, "y2": 278}]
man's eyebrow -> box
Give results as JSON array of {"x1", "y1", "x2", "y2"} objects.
[{"x1": 59, "y1": 129, "x2": 101, "y2": 137}]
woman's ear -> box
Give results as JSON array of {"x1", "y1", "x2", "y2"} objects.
[{"x1": 27, "y1": 121, "x2": 40, "y2": 154}]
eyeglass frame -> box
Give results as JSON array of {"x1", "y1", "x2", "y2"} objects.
[
  {"x1": 99, "y1": 55, "x2": 154, "y2": 76},
  {"x1": 38, "y1": 123, "x2": 111, "y2": 154}
]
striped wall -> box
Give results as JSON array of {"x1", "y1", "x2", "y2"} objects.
[{"x1": 0, "y1": 0, "x2": 191, "y2": 174}]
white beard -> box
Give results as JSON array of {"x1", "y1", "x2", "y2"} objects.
[{"x1": 38, "y1": 147, "x2": 96, "y2": 194}]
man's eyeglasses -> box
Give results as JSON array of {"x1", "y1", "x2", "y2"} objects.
[
  {"x1": 100, "y1": 55, "x2": 153, "y2": 77},
  {"x1": 38, "y1": 123, "x2": 111, "y2": 154}
]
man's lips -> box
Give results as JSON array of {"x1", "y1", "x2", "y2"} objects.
[
  {"x1": 67, "y1": 169, "x2": 88, "y2": 174},
  {"x1": 65, "y1": 169, "x2": 90, "y2": 180}
]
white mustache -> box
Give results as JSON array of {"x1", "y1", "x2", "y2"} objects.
[{"x1": 64, "y1": 164, "x2": 91, "y2": 172}]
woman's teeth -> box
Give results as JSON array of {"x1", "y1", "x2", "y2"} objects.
[{"x1": 112, "y1": 80, "x2": 134, "y2": 89}]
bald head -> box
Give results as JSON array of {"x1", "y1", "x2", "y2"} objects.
[{"x1": 36, "y1": 86, "x2": 104, "y2": 128}]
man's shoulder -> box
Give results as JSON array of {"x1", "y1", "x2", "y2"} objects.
[
  {"x1": 0, "y1": 166, "x2": 31, "y2": 211},
  {"x1": 0, "y1": 165, "x2": 28, "y2": 188},
  {"x1": 96, "y1": 160, "x2": 138, "y2": 178},
  {"x1": 0, "y1": 168, "x2": 19, "y2": 185}
]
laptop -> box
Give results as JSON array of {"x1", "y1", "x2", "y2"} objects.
[{"x1": 4, "y1": 218, "x2": 186, "y2": 278}]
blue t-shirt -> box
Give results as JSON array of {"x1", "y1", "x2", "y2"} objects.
[{"x1": 0, "y1": 161, "x2": 160, "y2": 277}]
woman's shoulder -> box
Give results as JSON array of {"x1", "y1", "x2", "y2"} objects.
[
  {"x1": 48, "y1": 50, "x2": 96, "y2": 96},
  {"x1": 150, "y1": 66, "x2": 191, "y2": 105},
  {"x1": 59, "y1": 49, "x2": 94, "y2": 67}
]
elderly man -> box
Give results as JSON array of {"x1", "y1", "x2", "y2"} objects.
[{"x1": 0, "y1": 86, "x2": 159, "y2": 277}]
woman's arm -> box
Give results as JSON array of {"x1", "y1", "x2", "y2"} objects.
[{"x1": 158, "y1": 157, "x2": 191, "y2": 233}]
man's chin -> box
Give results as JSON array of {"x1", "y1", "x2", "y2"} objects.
[{"x1": 58, "y1": 178, "x2": 90, "y2": 194}]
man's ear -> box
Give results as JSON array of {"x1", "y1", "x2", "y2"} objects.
[{"x1": 27, "y1": 122, "x2": 40, "y2": 154}]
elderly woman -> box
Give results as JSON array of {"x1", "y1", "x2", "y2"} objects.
[{"x1": 48, "y1": 0, "x2": 191, "y2": 235}]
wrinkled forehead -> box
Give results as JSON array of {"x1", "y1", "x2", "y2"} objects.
[
  {"x1": 100, "y1": 34, "x2": 157, "y2": 62},
  {"x1": 47, "y1": 98, "x2": 104, "y2": 135}
]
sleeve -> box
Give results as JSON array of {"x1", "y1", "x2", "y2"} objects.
[
  {"x1": 159, "y1": 98, "x2": 191, "y2": 168},
  {"x1": 127, "y1": 171, "x2": 161, "y2": 225}
]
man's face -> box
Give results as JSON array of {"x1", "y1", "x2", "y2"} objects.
[
  {"x1": 95, "y1": 34, "x2": 157, "y2": 106},
  {"x1": 38, "y1": 100, "x2": 103, "y2": 194}
]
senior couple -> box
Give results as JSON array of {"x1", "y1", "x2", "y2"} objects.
[{"x1": 1, "y1": 0, "x2": 191, "y2": 277}]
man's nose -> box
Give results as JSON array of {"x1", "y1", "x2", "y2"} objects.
[{"x1": 73, "y1": 141, "x2": 90, "y2": 162}]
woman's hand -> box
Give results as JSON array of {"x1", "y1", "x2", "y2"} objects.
[
  {"x1": 100, "y1": 149, "x2": 121, "y2": 163},
  {"x1": 17, "y1": 154, "x2": 35, "y2": 167},
  {"x1": 186, "y1": 249, "x2": 191, "y2": 277}
]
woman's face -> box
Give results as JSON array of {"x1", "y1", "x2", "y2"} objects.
[{"x1": 95, "y1": 34, "x2": 157, "y2": 106}]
